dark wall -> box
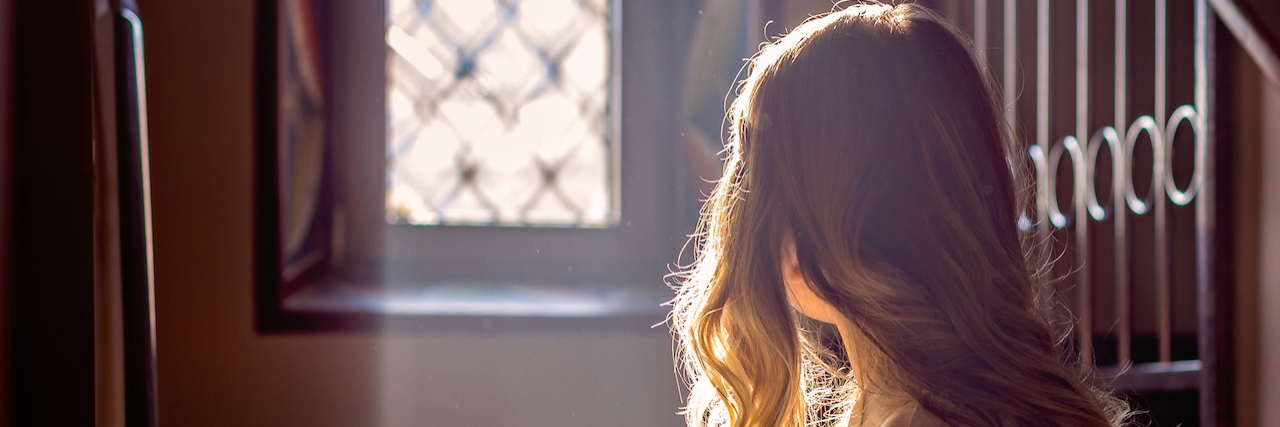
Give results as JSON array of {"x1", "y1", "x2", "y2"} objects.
[
  {"x1": 8, "y1": 0, "x2": 96, "y2": 425},
  {"x1": 0, "y1": 0, "x2": 11, "y2": 422}
]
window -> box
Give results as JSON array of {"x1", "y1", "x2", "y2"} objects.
[
  {"x1": 254, "y1": 0, "x2": 722, "y2": 331},
  {"x1": 384, "y1": 0, "x2": 617, "y2": 227}
]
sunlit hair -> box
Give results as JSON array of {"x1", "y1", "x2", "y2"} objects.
[{"x1": 671, "y1": 3, "x2": 1131, "y2": 427}]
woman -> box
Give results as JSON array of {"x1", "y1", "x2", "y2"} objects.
[{"x1": 670, "y1": 3, "x2": 1131, "y2": 426}]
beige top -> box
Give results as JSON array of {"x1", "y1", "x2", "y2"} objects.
[{"x1": 859, "y1": 394, "x2": 947, "y2": 427}]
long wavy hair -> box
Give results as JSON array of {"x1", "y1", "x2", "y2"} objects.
[{"x1": 671, "y1": 3, "x2": 1131, "y2": 427}]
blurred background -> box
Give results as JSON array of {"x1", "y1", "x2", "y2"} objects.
[{"x1": 4, "y1": 0, "x2": 1280, "y2": 426}]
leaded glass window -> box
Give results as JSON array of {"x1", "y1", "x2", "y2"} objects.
[{"x1": 384, "y1": 0, "x2": 615, "y2": 227}]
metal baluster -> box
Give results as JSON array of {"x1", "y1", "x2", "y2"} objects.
[
  {"x1": 1075, "y1": 0, "x2": 1092, "y2": 367},
  {"x1": 1193, "y1": 0, "x2": 1221, "y2": 424},
  {"x1": 1004, "y1": 0, "x2": 1016, "y2": 133},
  {"x1": 1114, "y1": 0, "x2": 1132, "y2": 367},
  {"x1": 975, "y1": 0, "x2": 987, "y2": 63},
  {"x1": 1036, "y1": 0, "x2": 1050, "y2": 237},
  {"x1": 1154, "y1": 0, "x2": 1172, "y2": 364}
]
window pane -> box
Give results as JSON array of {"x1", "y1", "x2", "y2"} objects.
[{"x1": 385, "y1": 0, "x2": 614, "y2": 227}]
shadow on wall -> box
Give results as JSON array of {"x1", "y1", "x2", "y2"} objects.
[{"x1": 137, "y1": 0, "x2": 682, "y2": 426}]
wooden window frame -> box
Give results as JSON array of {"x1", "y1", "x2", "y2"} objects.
[{"x1": 253, "y1": 0, "x2": 699, "y2": 333}]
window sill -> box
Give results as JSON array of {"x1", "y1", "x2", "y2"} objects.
[
  {"x1": 257, "y1": 279, "x2": 672, "y2": 334},
  {"x1": 285, "y1": 280, "x2": 670, "y2": 317}
]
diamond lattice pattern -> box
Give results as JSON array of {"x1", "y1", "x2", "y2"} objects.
[{"x1": 385, "y1": 0, "x2": 612, "y2": 226}]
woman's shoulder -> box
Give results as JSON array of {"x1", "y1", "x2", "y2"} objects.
[{"x1": 875, "y1": 400, "x2": 947, "y2": 427}]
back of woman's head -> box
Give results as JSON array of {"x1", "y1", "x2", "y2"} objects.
[{"x1": 672, "y1": 3, "x2": 1129, "y2": 427}]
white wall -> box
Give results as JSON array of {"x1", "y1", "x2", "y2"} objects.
[
  {"x1": 1253, "y1": 53, "x2": 1280, "y2": 427},
  {"x1": 137, "y1": 1, "x2": 682, "y2": 426},
  {"x1": 1232, "y1": 38, "x2": 1280, "y2": 427}
]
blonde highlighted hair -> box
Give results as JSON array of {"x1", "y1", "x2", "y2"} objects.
[{"x1": 671, "y1": 3, "x2": 1130, "y2": 427}]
